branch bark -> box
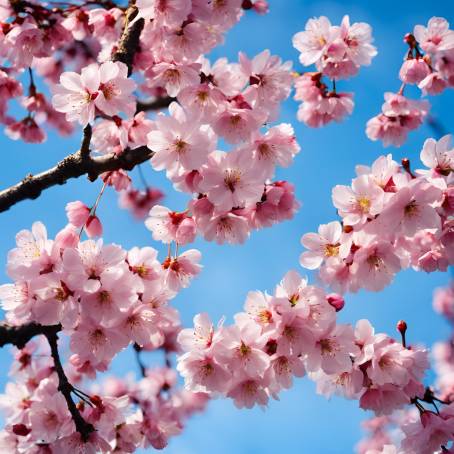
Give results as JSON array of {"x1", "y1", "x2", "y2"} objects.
[
  {"x1": 44, "y1": 330, "x2": 95, "y2": 442},
  {"x1": 136, "y1": 96, "x2": 174, "y2": 113},
  {"x1": 0, "y1": 322, "x2": 95, "y2": 441},
  {"x1": 0, "y1": 1, "x2": 157, "y2": 214},
  {"x1": 0, "y1": 146, "x2": 154, "y2": 213},
  {"x1": 112, "y1": 3, "x2": 144, "y2": 75},
  {"x1": 0, "y1": 322, "x2": 61, "y2": 349}
]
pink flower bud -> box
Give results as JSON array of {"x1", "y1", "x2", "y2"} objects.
[
  {"x1": 399, "y1": 59, "x2": 431, "y2": 85},
  {"x1": 65, "y1": 200, "x2": 90, "y2": 228},
  {"x1": 85, "y1": 215, "x2": 103, "y2": 237},
  {"x1": 326, "y1": 293, "x2": 345, "y2": 312},
  {"x1": 252, "y1": 0, "x2": 269, "y2": 14},
  {"x1": 396, "y1": 320, "x2": 407, "y2": 334}
]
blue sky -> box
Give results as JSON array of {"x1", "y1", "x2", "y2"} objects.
[{"x1": 0, "y1": 0, "x2": 454, "y2": 452}]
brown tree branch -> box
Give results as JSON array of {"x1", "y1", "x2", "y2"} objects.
[
  {"x1": 0, "y1": 0, "x2": 155, "y2": 214},
  {"x1": 0, "y1": 322, "x2": 61, "y2": 349},
  {"x1": 44, "y1": 330, "x2": 95, "y2": 442},
  {"x1": 80, "y1": 124, "x2": 93, "y2": 158},
  {"x1": 0, "y1": 145, "x2": 154, "y2": 213},
  {"x1": 0, "y1": 322, "x2": 95, "y2": 441},
  {"x1": 136, "y1": 96, "x2": 174, "y2": 113},
  {"x1": 112, "y1": 3, "x2": 144, "y2": 75}
]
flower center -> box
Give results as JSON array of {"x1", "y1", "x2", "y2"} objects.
[
  {"x1": 224, "y1": 169, "x2": 241, "y2": 192},
  {"x1": 174, "y1": 139, "x2": 188, "y2": 154},
  {"x1": 357, "y1": 197, "x2": 371, "y2": 213},
  {"x1": 404, "y1": 200, "x2": 419, "y2": 217},
  {"x1": 324, "y1": 243, "x2": 340, "y2": 257},
  {"x1": 238, "y1": 341, "x2": 251, "y2": 357}
]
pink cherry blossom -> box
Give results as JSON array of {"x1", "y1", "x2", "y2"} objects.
[
  {"x1": 149, "y1": 103, "x2": 215, "y2": 174},
  {"x1": 300, "y1": 221, "x2": 344, "y2": 270},
  {"x1": 413, "y1": 17, "x2": 454, "y2": 54}
]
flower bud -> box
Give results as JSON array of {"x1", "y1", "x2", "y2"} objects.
[{"x1": 326, "y1": 293, "x2": 345, "y2": 312}]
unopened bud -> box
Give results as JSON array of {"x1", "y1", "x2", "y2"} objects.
[
  {"x1": 327, "y1": 293, "x2": 345, "y2": 312},
  {"x1": 397, "y1": 320, "x2": 407, "y2": 348}
]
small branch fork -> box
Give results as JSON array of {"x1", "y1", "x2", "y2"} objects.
[
  {"x1": 0, "y1": 322, "x2": 94, "y2": 441},
  {"x1": 0, "y1": 1, "x2": 168, "y2": 214},
  {"x1": 44, "y1": 330, "x2": 95, "y2": 441}
]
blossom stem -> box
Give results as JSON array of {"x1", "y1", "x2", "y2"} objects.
[{"x1": 137, "y1": 165, "x2": 149, "y2": 189}]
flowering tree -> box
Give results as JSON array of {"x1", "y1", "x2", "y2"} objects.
[{"x1": 0, "y1": 1, "x2": 452, "y2": 453}]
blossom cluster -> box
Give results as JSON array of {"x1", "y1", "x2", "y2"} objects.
[
  {"x1": 177, "y1": 270, "x2": 428, "y2": 415},
  {"x1": 356, "y1": 283, "x2": 454, "y2": 454},
  {"x1": 292, "y1": 15, "x2": 377, "y2": 126},
  {"x1": 0, "y1": 0, "x2": 268, "y2": 143},
  {"x1": 0, "y1": 220, "x2": 202, "y2": 375},
  {"x1": 433, "y1": 283, "x2": 454, "y2": 405},
  {"x1": 138, "y1": 46, "x2": 300, "y2": 244},
  {"x1": 0, "y1": 338, "x2": 208, "y2": 451},
  {"x1": 300, "y1": 134, "x2": 454, "y2": 294},
  {"x1": 367, "y1": 17, "x2": 454, "y2": 147},
  {"x1": 49, "y1": 4, "x2": 300, "y2": 240}
]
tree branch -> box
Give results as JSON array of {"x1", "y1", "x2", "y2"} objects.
[
  {"x1": 80, "y1": 124, "x2": 92, "y2": 158},
  {"x1": 0, "y1": 322, "x2": 95, "y2": 442},
  {"x1": 44, "y1": 330, "x2": 95, "y2": 442},
  {"x1": 0, "y1": 322, "x2": 61, "y2": 349},
  {"x1": 136, "y1": 96, "x2": 174, "y2": 113},
  {"x1": 112, "y1": 3, "x2": 144, "y2": 75},
  {"x1": 0, "y1": 145, "x2": 154, "y2": 213},
  {"x1": 0, "y1": 1, "x2": 156, "y2": 214}
]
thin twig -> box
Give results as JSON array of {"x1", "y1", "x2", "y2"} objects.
[{"x1": 133, "y1": 343, "x2": 147, "y2": 378}]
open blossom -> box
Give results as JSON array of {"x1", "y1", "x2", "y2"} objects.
[
  {"x1": 52, "y1": 62, "x2": 136, "y2": 125},
  {"x1": 200, "y1": 150, "x2": 264, "y2": 212},
  {"x1": 292, "y1": 16, "x2": 334, "y2": 67},
  {"x1": 199, "y1": 211, "x2": 250, "y2": 245},
  {"x1": 239, "y1": 49, "x2": 293, "y2": 106},
  {"x1": 245, "y1": 123, "x2": 300, "y2": 178},
  {"x1": 306, "y1": 324, "x2": 360, "y2": 375},
  {"x1": 145, "y1": 62, "x2": 201, "y2": 97},
  {"x1": 372, "y1": 179, "x2": 442, "y2": 236},
  {"x1": 350, "y1": 235, "x2": 401, "y2": 292},
  {"x1": 119, "y1": 186, "x2": 164, "y2": 219},
  {"x1": 149, "y1": 103, "x2": 215, "y2": 174},
  {"x1": 137, "y1": 0, "x2": 191, "y2": 27},
  {"x1": 300, "y1": 221, "x2": 345, "y2": 270},
  {"x1": 5, "y1": 117, "x2": 46, "y2": 144},
  {"x1": 413, "y1": 17, "x2": 454, "y2": 54},
  {"x1": 366, "y1": 92, "x2": 430, "y2": 147},
  {"x1": 292, "y1": 15, "x2": 376, "y2": 78},
  {"x1": 146, "y1": 205, "x2": 196, "y2": 245},
  {"x1": 162, "y1": 249, "x2": 202, "y2": 291},
  {"x1": 332, "y1": 175, "x2": 384, "y2": 226},
  {"x1": 419, "y1": 134, "x2": 454, "y2": 176},
  {"x1": 6, "y1": 22, "x2": 44, "y2": 67}
]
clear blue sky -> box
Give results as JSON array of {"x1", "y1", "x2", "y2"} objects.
[{"x1": 0, "y1": 1, "x2": 453, "y2": 452}]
